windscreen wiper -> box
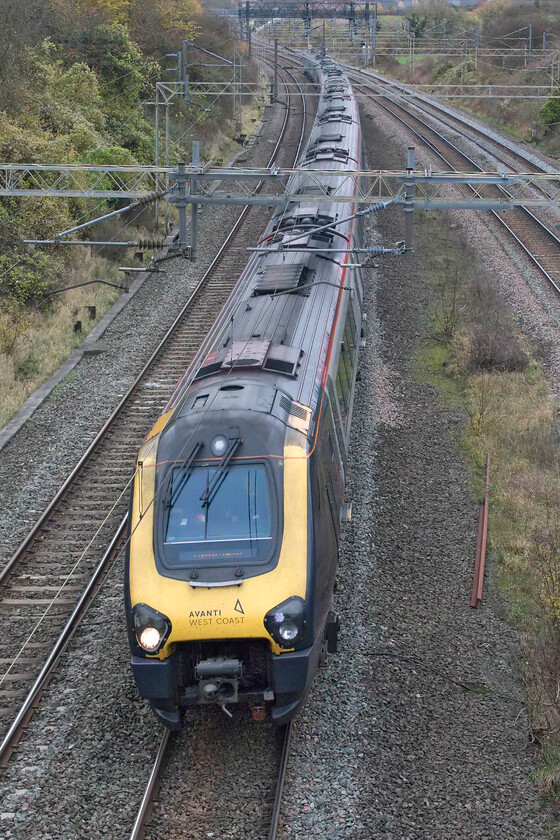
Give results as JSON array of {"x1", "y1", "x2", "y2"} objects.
[
  {"x1": 167, "y1": 441, "x2": 203, "y2": 510},
  {"x1": 199, "y1": 437, "x2": 242, "y2": 508}
]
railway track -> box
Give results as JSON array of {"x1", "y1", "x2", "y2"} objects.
[
  {"x1": 347, "y1": 68, "x2": 560, "y2": 294},
  {"x1": 0, "y1": 62, "x2": 311, "y2": 766},
  {"x1": 357, "y1": 69, "x2": 558, "y2": 182},
  {"x1": 129, "y1": 722, "x2": 293, "y2": 840}
]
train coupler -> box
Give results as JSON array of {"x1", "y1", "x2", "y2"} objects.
[{"x1": 195, "y1": 657, "x2": 242, "y2": 706}]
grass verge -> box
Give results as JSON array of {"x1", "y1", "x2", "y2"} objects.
[
  {"x1": 0, "y1": 254, "x2": 121, "y2": 426},
  {"x1": 413, "y1": 211, "x2": 560, "y2": 824}
]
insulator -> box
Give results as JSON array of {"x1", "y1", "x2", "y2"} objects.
[
  {"x1": 137, "y1": 239, "x2": 165, "y2": 250},
  {"x1": 138, "y1": 191, "x2": 164, "y2": 207}
]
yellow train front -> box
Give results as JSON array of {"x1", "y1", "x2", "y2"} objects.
[
  {"x1": 125, "y1": 374, "x2": 342, "y2": 728},
  {"x1": 125, "y1": 53, "x2": 362, "y2": 728}
]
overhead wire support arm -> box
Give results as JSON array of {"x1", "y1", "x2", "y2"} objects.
[
  {"x1": 24, "y1": 240, "x2": 139, "y2": 247},
  {"x1": 53, "y1": 189, "x2": 169, "y2": 241},
  {"x1": 41, "y1": 279, "x2": 130, "y2": 300},
  {"x1": 249, "y1": 244, "x2": 405, "y2": 256}
]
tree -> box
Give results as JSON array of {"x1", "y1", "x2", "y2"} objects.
[
  {"x1": 0, "y1": 0, "x2": 52, "y2": 111},
  {"x1": 407, "y1": 13, "x2": 427, "y2": 40},
  {"x1": 128, "y1": 0, "x2": 201, "y2": 53}
]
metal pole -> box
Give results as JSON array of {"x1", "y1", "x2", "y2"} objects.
[
  {"x1": 246, "y1": 1, "x2": 251, "y2": 54},
  {"x1": 475, "y1": 23, "x2": 479, "y2": 70},
  {"x1": 183, "y1": 40, "x2": 189, "y2": 104},
  {"x1": 233, "y1": 50, "x2": 237, "y2": 121},
  {"x1": 475, "y1": 24, "x2": 479, "y2": 70},
  {"x1": 404, "y1": 146, "x2": 415, "y2": 252},
  {"x1": 529, "y1": 23, "x2": 533, "y2": 58},
  {"x1": 543, "y1": 31, "x2": 547, "y2": 54},
  {"x1": 155, "y1": 85, "x2": 160, "y2": 230},
  {"x1": 273, "y1": 39, "x2": 278, "y2": 102},
  {"x1": 165, "y1": 100, "x2": 170, "y2": 233},
  {"x1": 177, "y1": 162, "x2": 188, "y2": 256},
  {"x1": 372, "y1": 3, "x2": 377, "y2": 65},
  {"x1": 190, "y1": 142, "x2": 200, "y2": 262},
  {"x1": 234, "y1": 49, "x2": 242, "y2": 138}
]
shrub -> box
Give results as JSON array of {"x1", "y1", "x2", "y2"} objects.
[
  {"x1": 460, "y1": 322, "x2": 529, "y2": 373},
  {"x1": 540, "y1": 95, "x2": 560, "y2": 130},
  {"x1": 0, "y1": 251, "x2": 64, "y2": 304}
]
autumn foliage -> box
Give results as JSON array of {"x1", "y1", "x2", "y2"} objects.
[{"x1": 0, "y1": 0, "x2": 220, "y2": 299}]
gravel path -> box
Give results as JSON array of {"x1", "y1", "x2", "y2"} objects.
[
  {"x1": 280, "y1": 109, "x2": 547, "y2": 839},
  {"x1": 286, "y1": 248, "x2": 544, "y2": 838}
]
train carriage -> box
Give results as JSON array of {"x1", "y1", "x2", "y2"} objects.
[{"x1": 125, "y1": 53, "x2": 365, "y2": 728}]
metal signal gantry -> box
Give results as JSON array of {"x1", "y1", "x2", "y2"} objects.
[{"x1": 6, "y1": 153, "x2": 560, "y2": 257}]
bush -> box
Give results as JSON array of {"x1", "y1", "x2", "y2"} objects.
[
  {"x1": 460, "y1": 322, "x2": 529, "y2": 373},
  {"x1": 540, "y1": 95, "x2": 560, "y2": 130},
  {"x1": 0, "y1": 251, "x2": 64, "y2": 304}
]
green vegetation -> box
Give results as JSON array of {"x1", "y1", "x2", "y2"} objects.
[
  {"x1": 0, "y1": 0, "x2": 261, "y2": 426},
  {"x1": 414, "y1": 211, "x2": 560, "y2": 819}
]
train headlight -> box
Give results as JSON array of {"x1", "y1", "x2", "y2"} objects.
[
  {"x1": 133, "y1": 604, "x2": 171, "y2": 654},
  {"x1": 210, "y1": 434, "x2": 229, "y2": 457},
  {"x1": 264, "y1": 597, "x2": 306, "y2": 648}
]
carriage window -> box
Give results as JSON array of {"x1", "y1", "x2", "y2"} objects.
[
  {"x1": 162, "y1": 464, "x2": 273, "y2": 566},
  {"x1": 335, "y1": 308, "x2": 358, "y2": 429},
  {"x1": 336, "y1": 361, "x2": 350, "y2": 424}
]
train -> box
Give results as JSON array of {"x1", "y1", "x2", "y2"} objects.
[{"x1": 125, "y1": 51, "x2": 365, "y2": 728}]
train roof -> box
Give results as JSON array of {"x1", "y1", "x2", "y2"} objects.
[{"x1": 171, "y1": 55, "x2": 363, "y2": 420}]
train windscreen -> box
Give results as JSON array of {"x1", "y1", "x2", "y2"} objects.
[{"x1": 162, "y1": 464, "x2": 273, "y2": 566}]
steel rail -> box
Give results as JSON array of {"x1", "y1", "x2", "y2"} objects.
[
  {"x1": 350, "y1": 72, "x2": 560, "y2": 295},
  {"x1": 129, "y1": 730, "x2": 172, "y2": 840},
  {"x1": 353, "y1": 67, "x2": 557, "y2": 180},
  {"x1": 0, "y1": 515, "x2": 128, "y2": 767},
  {"x1": 0, "y1": 58, "x2": 309, "y2": 764},
  {"x1": 269, "y1": 721, "x2": 293, "y2": 840}
]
